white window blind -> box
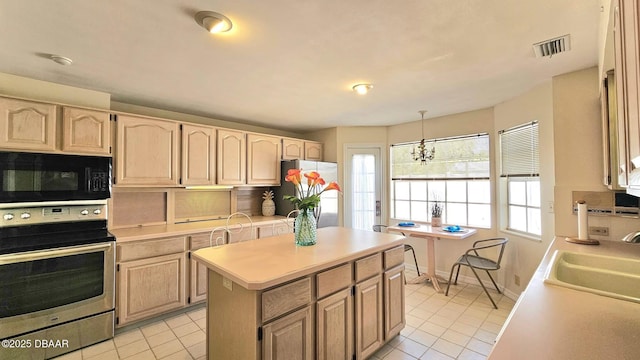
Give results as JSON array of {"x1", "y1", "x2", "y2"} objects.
[
  {"x1": 500, "y1": 122, "x2": 539, "y2": 177},
  {"x1": 391, "y1": 133, "x2": 490, "y2": 180}
]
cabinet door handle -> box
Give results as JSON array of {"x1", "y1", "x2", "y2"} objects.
[{"x1": 376, "y1": 200, "x2": 381, "y2": 216}]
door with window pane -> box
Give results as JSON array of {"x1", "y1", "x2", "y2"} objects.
[{"x1": 344, "y1": 147, "x2": 382, "y2": 230}]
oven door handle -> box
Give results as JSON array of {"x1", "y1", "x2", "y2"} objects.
[{"x1": 0, "y1": 242, "x2": 113, "y2": 265}]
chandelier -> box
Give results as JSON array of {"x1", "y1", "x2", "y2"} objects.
[{"x1": 411, "y1": 110, "x2": 435, "y2": 164}]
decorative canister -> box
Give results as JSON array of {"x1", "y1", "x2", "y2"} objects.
[{"x1": 262, "y1": 190, "x2": 276, "y2": 216}]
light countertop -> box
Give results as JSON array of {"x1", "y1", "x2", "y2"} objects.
[
  {"x1": 109, "y1": 216, "x2": 290, "y2": 243},
  {"x1": 489, "y1": 237, "x2": 640, "y2": 360},
  {"x1": 192, "y1": 226, "x2": 405, "y2": 290}
]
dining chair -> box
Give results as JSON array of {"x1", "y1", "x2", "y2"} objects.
[
  {"x1": 372, "y1": 225, "x2": 421, "y2": 282},
  {"x1": 209, "y1": 212, "x2": 255, "y2": 246},
  {"x1": 445, "y1": 237, "x2": 508, "y2": 309}
]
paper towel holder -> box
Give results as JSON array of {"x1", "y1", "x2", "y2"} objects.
[
  {"x1": 565, "y1": 237, "x2": 600, "y2": 245},
  {"x1": 566, "y1": 200, "x2": 600, "y2": 245}
]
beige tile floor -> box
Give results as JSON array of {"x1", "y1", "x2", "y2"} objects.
[{"x1": 55, "y1": 269, "x2": 515, "y2": 360}]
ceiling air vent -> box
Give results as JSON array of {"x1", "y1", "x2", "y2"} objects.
[{"x1": 533, "y1": 34, "x2": 571, "y2": 58}]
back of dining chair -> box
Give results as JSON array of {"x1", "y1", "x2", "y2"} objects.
[
  {"x1": 226, "y1": 212, "x2": 255, "y2": 243},
  {"x1": 372, "y1": 224, "x2": 388, "y2": 233},
  {"x1": 471, "y1": 238, "x2": 508, "y2": 265},
  {"x1": 445, "y1": 237, "x2": 508, "y2": 309},
  {"x1": 372, "y1": 224, "x2": 421, "y2": 280}
]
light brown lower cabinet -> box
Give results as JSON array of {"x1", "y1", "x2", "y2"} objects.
[
  {"x1": 317, "y1": 288, "x2": 353, "y2": 360},
  {"x1": 355, "y1": 275, "x2": 384, "y2": 359},
  {"x1": 115, "y1": 219, "x2": 293, "y2": 328},
  {"x1": 117, "y1": 252, "x2": 187, "y2": 326},
  {"x1": 384, "y1": 266, "x2": 406, "y2": 339},
  {"x1": 189, "y1": 231, "x2": 226, "y2": 304},
  {"x1": 263, "y1": 306, "x2": 314, "y2": 360}
]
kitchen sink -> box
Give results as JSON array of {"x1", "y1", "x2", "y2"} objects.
[{"x1": 543, "y1": 250, "x2": 640, "y2": 303}]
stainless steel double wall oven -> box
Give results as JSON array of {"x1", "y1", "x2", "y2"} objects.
[{"x1": 0, "y1": 151, "x2": 114, "y2": 359}]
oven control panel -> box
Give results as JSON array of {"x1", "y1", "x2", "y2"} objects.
[{"x1": 0, "y1": 203, "x2": 107, "y2": 227}]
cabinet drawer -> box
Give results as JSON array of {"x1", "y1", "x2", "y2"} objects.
[
  {"x1": 117, "y1": 236, "x2": 187, "y2": 262},
  {"x1": 355, "y1": 253, "x2": 382, "y2": 282},
  {"x1": 262, "y1": 277, "x2": 311, "y2": 323},
  {"x1": 317, "y1": 263, "x2": 352, "y2": 299},
  {"x1": 190, "y1": 230, "x2": 227, "y2": 250},
  {"x1": 384, "y1": 246, "x2": 405, "y2": 270}
]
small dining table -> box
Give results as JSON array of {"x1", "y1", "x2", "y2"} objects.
[{"x1": 387, "y1": 223, "x2": 476, "y2": 292}]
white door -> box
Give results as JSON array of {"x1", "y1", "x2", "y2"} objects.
[{"x1": 344, "y1": 146, "x2": 383, "y2": 230}]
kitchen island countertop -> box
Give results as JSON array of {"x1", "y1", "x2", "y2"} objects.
[
  {"x1": 192, "y1": 226, "x2": 405, "y2": 290},
  {"x1": 489, "y1": 237, "x2": 640, "y2": 360}
]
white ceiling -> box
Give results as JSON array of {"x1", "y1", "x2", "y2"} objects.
[{"x1": 0, "y1": 0, "x2": 601, "y2": 132}]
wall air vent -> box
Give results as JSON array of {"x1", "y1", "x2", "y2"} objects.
[{"x1": 533, "y1": 34, "x2": 571, "y2": 58}]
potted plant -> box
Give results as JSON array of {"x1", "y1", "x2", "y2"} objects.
[{"x1": 431, "y1": 201, "x2": 443, "y2": 227}]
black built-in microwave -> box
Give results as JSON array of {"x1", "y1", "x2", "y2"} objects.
[{"x1": 0, "y1": 151, "x2": 111, "y2": 203}]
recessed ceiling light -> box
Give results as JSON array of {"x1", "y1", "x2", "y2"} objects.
[
  {"x1": 195, "y1": 11, "x2": 233, "y2": 33},
  {"x1": 50, "y1": 55, "x2": 73, "y2": 66},
  {"x1": 352, "y1": 84, "x2": 373, "y2": 95}
]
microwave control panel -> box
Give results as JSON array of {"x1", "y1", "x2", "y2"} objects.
[{"x1": 0, "y1": 203, "x2": 107, "y2": 227}]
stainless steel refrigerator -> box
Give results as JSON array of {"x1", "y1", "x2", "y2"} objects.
[{"x1": 274, "y1": 160, "x2": 339, "y2": 228}]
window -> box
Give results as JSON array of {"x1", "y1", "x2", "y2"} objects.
[
  {"x1": 390, "y1": 134, "x2": 491, "y2": 228},
  {"x1": 500, "y1": 121, "x2": 541, "y2": 236}
]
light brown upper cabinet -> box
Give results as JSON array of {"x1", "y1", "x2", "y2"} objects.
[
  {"x1": 62, "y1": 106, "x2": 111, "y2": 155},
  {"x1": 217, "y1": 129, "x2": 246, "y2": 185},
  {"x1": 182, "y1": 124, "x2": 216, "y2": 185},
  {"x1": 0, "y1": 97, "x2": 57, "y2": 152},
  {"x1": 304, "y1": 141, "x2": 323, "y2": 161},
  {"x1": 115, "y1": 115, "x2": 179, "y2": 186},
  {"x1": 282, "y1": 138, "x2": 304, "y2": 160},
  {"x1": 612, "y1": 0, "x2": 640, "y2": 188},
  {"x1": 247, "y1": 133, "x2": 282, "y2": 185}
]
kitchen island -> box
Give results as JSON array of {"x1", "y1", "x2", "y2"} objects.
[{"x1": 192, "y1": 226, "x2": 406, "y2": 360}]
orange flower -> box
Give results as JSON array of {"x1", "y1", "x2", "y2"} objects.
[
  {"x1": 304, "y1": 171, "x2": 320, "y2": 187},
  {"x1": 283, "y1": 169, "x2": 340, "y2": 211},
  {"x1": 285, "y1": 169, "x2": 302, "y2": 185},
  {"x1": 323, "y1": 181, "x2": 341, "y2": 192}
]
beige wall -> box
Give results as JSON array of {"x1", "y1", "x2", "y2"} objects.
[
  {"x1": 0, "y1": 72, "x2": 111, "y2": 109},
  {"x1": 494, "y1": 80, "x2": 554, "y2": 295}
]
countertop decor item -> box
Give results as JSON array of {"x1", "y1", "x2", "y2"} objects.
[
  {"x1": 262, "y1": 190, "x2": 275, "y2": 216},
  {"x1": 283, "y1": 168, "x2": 341, "y2": 245},
  {"x1": 431, "y1": 201, "x2": 442, "y2": 227}
]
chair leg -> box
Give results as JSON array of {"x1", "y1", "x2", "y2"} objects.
[
  {"x1": 445, "y1": 264, "x2": 458, "y2": 296},
  {"x1": 470, "y1": 267, "x2": 498, "y2": 309},
  {"x1": 485, "y1": 270, "x2": 502, "y2": 294},
  {"x1": 454, "y1": 263, "x2": 462, "y2": 285},
  {"x1": 485, "y1": 270, "x2": 501, "y2": 294},
  {"x1": 409, "y1": 247, "x2": 421, "y2": 276}
]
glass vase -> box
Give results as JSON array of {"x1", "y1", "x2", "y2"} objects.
[{"x1": 295, "y1": 209, "x2": 317, "y2": 246}]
